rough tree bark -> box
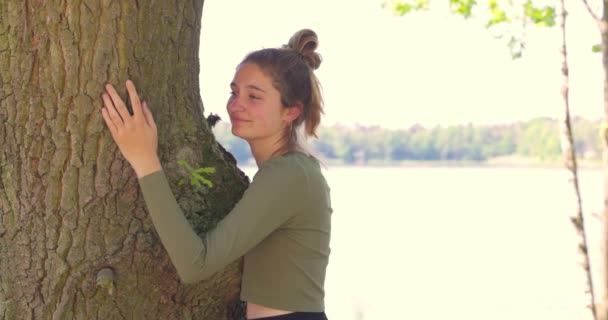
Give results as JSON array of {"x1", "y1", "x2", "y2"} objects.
[{"x1": 0, "y1": 1, "x2": 248, "y2": 319}]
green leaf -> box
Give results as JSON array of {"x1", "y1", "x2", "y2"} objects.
[
  {"x1": 592, "y1": 44, "x2": 601, "y2": 53},
  {"x1": 178, "y1": 178, "x2": 185, "y2": 186},
  {"x1": 486, "y1": 10, "x2": 508, "y2": 27},
  {"x1": 485, "y1": 0, "x2": 509, "y2": 28},
  {"x1": 523, "y1": 1, "x2": 555, "y2": 27},
  {"x1": 511, "y1": 51, "x2": 523, "y2": 59},
  {"x1": 193, "y1": 167, "x2": 216, "y2": 174},
  {"x1": 450, "y1": 0, "x2": 477, "y2": 18},
  {"x1": 199, "y1": 177, "x2": 214, "y2": 188},
  {"x1": 507, "y1": 36, "x2": 524, "y2": 60},
  {"x1": 384, "y1": 0, "x2": 429, "y2": 16},
  {"x1": 177, "y1": 160, "x2": 194, "y2": 171},
  {"x1": 190, "y1": 176, "x2": 201, "y2": 188},
  {"x1": 177, "y1": 160, "x2": 216, "y2": 190}
]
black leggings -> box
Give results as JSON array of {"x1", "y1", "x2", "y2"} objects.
[{"x1": 252, "y1": 312, "x2": 328, "y2": 320}]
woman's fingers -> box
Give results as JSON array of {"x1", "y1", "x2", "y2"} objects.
[
  {"x1": 126, "y1": 80, "x2": 144, "y2": 122},
  {"x1": 101, "y1": 107, "x2": 118, "y2": 136},
  {"x1": 105, "y1": 83, "x2": 132, "y2": 122},
  {"x1": 101, "y1": 80, "x2": 151, "y2": 133},
  {"x1": 142, "y1": 101, "x2": 157, "y2": 131},
  {"x1": 101, "y1": 93, "x2": 124, "y2": 130}
]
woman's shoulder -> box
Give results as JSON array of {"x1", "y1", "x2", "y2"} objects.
[
  {"x1": 253, "y1": 151, "x2": 330, "y2": 210},
  {"x1": 255, "y1": 151, "x2": 321, "y2": 182},
  {"x1": 265, "y1": 151, "x2": 319, "y2": 171}
]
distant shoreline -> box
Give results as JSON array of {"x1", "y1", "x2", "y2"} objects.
[
  {"x1": 237, "y1": 156, "x2": 604, "y2": 171},
  {"x1": 322, "y1": 155, "x2": 603, "y2": 169}
]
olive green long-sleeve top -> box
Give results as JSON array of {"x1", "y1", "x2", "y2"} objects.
[{"x1": 138, "y1": 151, "x2": 332, "y2": 311}]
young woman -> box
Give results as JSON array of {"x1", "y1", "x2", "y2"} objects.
[{"x1": 100, "y1": 29, "x2": 332, "y2": 320}]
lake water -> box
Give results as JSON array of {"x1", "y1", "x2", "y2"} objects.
[{"x1": 242, "y1": 165, "x2": 602, "y2": 320}]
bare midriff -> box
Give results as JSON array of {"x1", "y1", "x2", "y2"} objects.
[{"x1": 246, "y1": 302, "x2": 292, "y2": 319}]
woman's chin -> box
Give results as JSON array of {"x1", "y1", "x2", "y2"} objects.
[{"x1": 230, "y1": 128, "x2": 249, "y2": 140}]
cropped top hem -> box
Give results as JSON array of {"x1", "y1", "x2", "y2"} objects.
[{"x1": 241, "y1": 292, "x2": 325, "y2": 312}]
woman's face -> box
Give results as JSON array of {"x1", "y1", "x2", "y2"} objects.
[{"x1": 227, "y1": 63, "x2": 290, "y2": 143}]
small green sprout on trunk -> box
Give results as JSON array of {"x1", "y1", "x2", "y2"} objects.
[{"x1": 178, "y1": 160, "x2": 216, "y2": 189}]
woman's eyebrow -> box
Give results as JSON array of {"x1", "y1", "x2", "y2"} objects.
[
  {"x1": 230, "y1": 82, "x2": 267, "y2": 93},
  {"x1": 247, "y1": 85, "x2": 266, "y2": 93}
]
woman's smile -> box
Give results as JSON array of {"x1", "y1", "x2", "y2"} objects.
[{"x1": 229, "y1": 115, "x2": 252, "y2": 123}]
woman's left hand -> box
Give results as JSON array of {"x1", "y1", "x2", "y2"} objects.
[{"x1": 101, "y1": 80, "x2": 162, "y2": 178}]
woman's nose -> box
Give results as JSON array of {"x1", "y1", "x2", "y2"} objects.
[{"x1": 227, "y1": 95, "x2": 243, "y2": 111}]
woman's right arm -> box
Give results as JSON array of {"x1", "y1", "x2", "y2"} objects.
[{"x1": 139, "y1": 157, "x2": 307, "y2": 284}]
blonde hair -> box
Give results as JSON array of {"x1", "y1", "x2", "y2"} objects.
[{"x1": 239, "y1": 29, "x2": 324, "y2": 156}]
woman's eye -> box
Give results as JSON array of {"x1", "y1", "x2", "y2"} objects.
[{"x1": 249, "y1": 94, "x2": 260, "y2": 100}]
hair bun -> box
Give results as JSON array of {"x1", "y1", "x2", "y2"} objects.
[{"x1": 287, "y1": 29, "x2": 322, "y2": 70}]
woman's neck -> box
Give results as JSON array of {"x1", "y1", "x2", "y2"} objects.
[
  {"x1": 249, "y1": 139, "x2": 302, "y2": 168},
  {"x1": 249, "y1": 138, "x2": 284, "y2": 168}
]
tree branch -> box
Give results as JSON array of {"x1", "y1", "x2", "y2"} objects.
[{"x1": 580, "y1": 0, "x2": 601, "y2": 22}]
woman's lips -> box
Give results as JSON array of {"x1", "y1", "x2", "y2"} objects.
[{"x1": 230, "y1": 116, "x2": 250, "y2": 123}]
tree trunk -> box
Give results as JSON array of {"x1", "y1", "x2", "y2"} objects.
[
  {"x1": 0, "y1": 1, "x2": 248, "y2": 319},
  {"x1": 557, "y1": 0, "x2": 597, "y2": 318},
  {"x1": 602, "y1": 1, "x2": 608, "y2": 319}
]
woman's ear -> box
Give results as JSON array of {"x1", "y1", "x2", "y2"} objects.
[{"x1": 283, "y1": 102, "x2": 303, "y2": 122}]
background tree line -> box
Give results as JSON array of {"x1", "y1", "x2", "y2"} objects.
[{"x1": 213, "y1": 116, "x2": 602, "y2": 166}]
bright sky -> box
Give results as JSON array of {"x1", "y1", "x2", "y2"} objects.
[{"x1": 199, "y1": 0, "x2": 602, "y2": 129}]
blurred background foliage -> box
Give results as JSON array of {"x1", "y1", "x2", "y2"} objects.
[{"x1": 212, "y1": 117, "x2": 601, "y2": 166}]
